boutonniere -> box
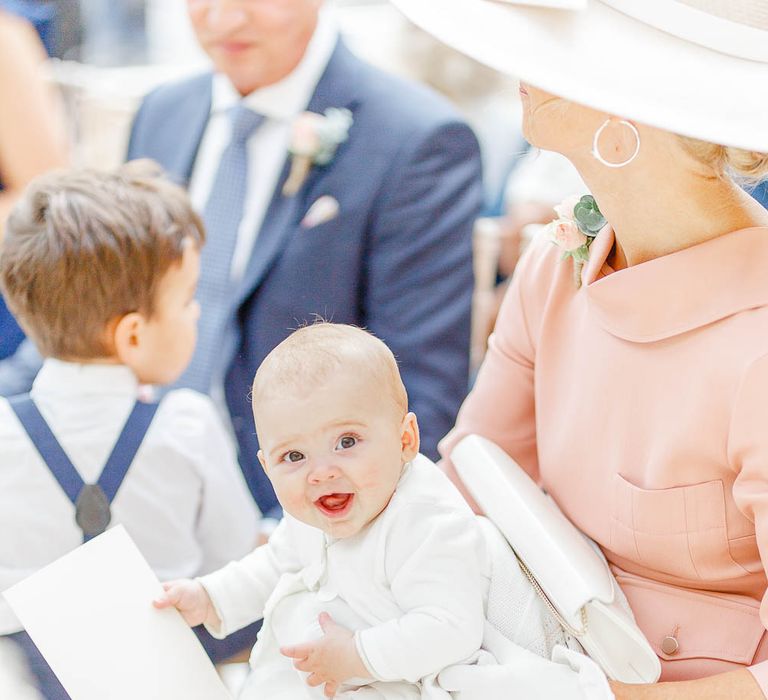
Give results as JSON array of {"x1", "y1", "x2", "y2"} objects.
[
  {"x1": 544, "y1": 194, "x2": 606, "y2": 287},
  {"x1": 282, "y1": 108, "x2": 353, "y2": 196}
]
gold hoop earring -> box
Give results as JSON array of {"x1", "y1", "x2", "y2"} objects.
[{"x1": 592, "y1": 119, "x2": 640, "y2": 168}]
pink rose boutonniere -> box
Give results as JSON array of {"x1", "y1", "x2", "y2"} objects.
[
  {"x1": 282, "y1": 108, "x2": 353, "y2": 196},
  {"x1": 544, "y1": 194, "x2": 606, "y2": 286}
]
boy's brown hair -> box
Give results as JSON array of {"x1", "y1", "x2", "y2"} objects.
[{"x1": 0, "y1": 160, "x2": 205, "y2": 359}]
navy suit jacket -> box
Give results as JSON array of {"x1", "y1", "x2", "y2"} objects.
[{"x1": 127, "y1": 40, "x2": 482, "y2": 517}]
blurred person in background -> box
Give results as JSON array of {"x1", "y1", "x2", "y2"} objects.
[
  {"x1": 126, "y1": 0, "x2": 481, "y2": 532},
  {"x1": 397, "y1": 18, "x2": 524, "y2": 216},
  {"x1": 0, "y1": 8, "x2": 67, "y2": 361}
]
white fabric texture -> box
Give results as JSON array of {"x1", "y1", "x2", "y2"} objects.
[
  {"x1": 476, "y1": 516, "x2": 571, "y2": 658},
  {"x1": 199, "y1": 457, "x2": 491, "y2": 698},
  {"x1": 504, "y1": 149, "x2": 587, "y2": 210},
  {"x1": 0, "y1": 359, "x2": 260, "y2": 634},
  {"x1": 200, "y1": 456, "x2": 613, "y2": 698}
]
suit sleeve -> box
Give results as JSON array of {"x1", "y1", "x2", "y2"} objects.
[
  {"x1": 125, "y1": 92, "x2": 151, "y2": 161},
  {"x1": 364, "y1": 120, "x2": 482, "y2": 460}
]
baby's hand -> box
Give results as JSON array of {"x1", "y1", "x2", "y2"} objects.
[
  {"x1": 281, "y1": 613, "x2": 368, "y2": 698},
  {"x1": 153, "y1": 579, "x2": 218, "y2": 629}
]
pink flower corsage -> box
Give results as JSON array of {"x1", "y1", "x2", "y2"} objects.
[{"x1": 544, "y1": 194, "x2": 606, "y2": 286}]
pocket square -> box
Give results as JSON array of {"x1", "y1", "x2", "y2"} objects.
[{"x1": 301, "y1": 195, "x2": 340, "y2": 229}]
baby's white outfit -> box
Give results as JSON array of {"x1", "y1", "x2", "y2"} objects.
[
  {"x1": 200, "y1": 456, "x2": 494, "y2": 698},
  {"x1": 200, "y1": 456, "x2": 611, "y2": 699}
]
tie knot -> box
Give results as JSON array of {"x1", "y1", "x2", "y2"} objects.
[{"x1": 229, "y1": 105, "x2": 263, "y2": 145}]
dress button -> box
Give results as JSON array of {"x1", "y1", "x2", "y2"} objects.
[{"x1": 661, "y1": 636, "x2": 679, "y2": 655}]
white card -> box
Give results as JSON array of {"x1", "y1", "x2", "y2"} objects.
[{"x1": 3, "y1": 526, "x2": 232, "y2": 700}]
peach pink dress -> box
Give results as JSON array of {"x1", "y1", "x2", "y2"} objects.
[{"x1": 441, "y1": 225, "x2": 768, "y2": 694}]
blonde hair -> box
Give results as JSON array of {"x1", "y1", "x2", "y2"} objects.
[
  {"x1": 0, "y1": 160, "x2": 204, "y2": 359},
  {"x1": 678, "y1": 136, "x2": 768, "y2": 181},
  {"x1": 252, "y1": 323, "x2": 408, "y2": 419}
]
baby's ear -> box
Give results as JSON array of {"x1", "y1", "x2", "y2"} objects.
[
  {"x1": 400, "y1": 412, "x2": 420, "y2": 462},
  {"x1": 257, "y1": 449, "x2": 267, "y2": 471}
]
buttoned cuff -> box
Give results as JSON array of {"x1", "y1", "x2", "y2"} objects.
[
  {"x1": 196, "y1": 575, "x2": 230, "y2": 640},
  {"x1": 354, "y1": 631, "x2": 383, "y2": 681},
  {"x1": 748, "y1": 661, "x2": 768, "y2": 698}
]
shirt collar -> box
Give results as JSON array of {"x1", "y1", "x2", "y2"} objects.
[
  {"x1": 210, "y1": 6, "x2": 338, "y2": 122},
  {"x1": 584, "y1": 226, "x2": 768, "y2": 342},
  {"x1": 31, "y1": 359, "x2": 140, "y2": 399}
]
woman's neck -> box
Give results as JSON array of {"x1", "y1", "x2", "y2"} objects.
[{"x1": 573, "y1": 152, "x2": 768, "y2": 271}]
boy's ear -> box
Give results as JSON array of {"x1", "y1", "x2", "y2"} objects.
[
  {"x1": 400, "y1": 412, "x2": 420, "y2": 463},
  {"x1": 112, "y1": 312, "x2": 145, "y2": 367},
  {"x1": 257, "y1": 449, "x2": 267, "y2": 471}
]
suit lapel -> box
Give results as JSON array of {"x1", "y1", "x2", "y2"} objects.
[
  {"x1": 233, "y1": 40, "x2": 362, "y2": 307},
  {"x1": 165, "y1": 75, "x2": 212, "y2": 185}
]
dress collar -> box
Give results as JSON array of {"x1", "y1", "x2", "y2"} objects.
[
  {"x1": 210, "y1": 7, "x2": 338, "y2": 122},
  {"x1": 583, "y1": 226, "x2": 768, "y2": 342},
  {"x1": 31, "y1": 359, "x2": 140, "y2": 400}
]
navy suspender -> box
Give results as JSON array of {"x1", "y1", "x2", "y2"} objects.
[{"x1": 9, "y1": 395, "x2": 159, "y2": 542}]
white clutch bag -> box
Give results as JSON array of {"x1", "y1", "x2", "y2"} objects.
[{"x1": 452, "y1": 434, "x2": 661, "y2": 684}]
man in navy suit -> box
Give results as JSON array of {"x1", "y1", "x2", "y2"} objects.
[{"x1": 126, "y1": 0, "x2": 482, "y2": 521}]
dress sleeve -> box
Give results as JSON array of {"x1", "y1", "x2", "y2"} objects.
[
  {"x1": 439, "y1": 238, "x2": 556, "y2": 488},
  {"x1": 355, "y1": 503, "x2": 488, "y2": 682},
  {"x1": 729, "y1": 352, "x2": 768, "y2": 698}
]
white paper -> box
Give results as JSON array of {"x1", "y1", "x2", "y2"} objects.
[{"x1": 3, "y1": 526, "x2": 232, "y2": 700}]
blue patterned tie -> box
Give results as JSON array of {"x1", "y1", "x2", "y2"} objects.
[{"x1": 178, "y1": 104, "x2": 264, "y2": 393}]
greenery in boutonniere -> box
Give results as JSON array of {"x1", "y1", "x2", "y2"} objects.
[{"x1": 544, "y1": 194, "x2": 607, "y2": 286}]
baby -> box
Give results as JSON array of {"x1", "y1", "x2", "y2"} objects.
[{"x1": 155, "y1": 323, "x2": 494, "y2": 699}]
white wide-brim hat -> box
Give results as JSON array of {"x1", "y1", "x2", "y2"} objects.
[{"x1": 389, "y1": 0, "x2": 768, "y2": 152}]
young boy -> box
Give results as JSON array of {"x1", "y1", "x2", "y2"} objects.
[
  {"x1": 0, "y1": 162, "x2": 259, "y2": 698},
  {"x1": 156, "y1": 323, "x2": 567, "y2": 699}
]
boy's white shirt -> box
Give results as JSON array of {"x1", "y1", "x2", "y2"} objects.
[
  {"x1": 199, "y1": 457, "x2": 492, "y2": 688},
  {"x1": 0, "y1": 359, "x2": 260, "y2": 635}
]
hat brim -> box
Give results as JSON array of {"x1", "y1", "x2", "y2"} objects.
[{"x1": 390, "y1": 0, "x2": 768, "y2": 152}]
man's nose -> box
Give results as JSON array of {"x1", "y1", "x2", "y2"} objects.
[{"x1": 203, "y1": 1, "x2": 249, "y2": 32}]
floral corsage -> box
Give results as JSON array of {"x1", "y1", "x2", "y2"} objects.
[
  {"x1": 282, "y1": 108, "x2": 353, "y2": 196},
  {"x1": 544, "y1": 194, "x2": 606, "y2": 287}
]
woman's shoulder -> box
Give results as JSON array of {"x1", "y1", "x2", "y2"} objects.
[{"x1": 496, "y1": 232, "x2": 579, "y2": 337}]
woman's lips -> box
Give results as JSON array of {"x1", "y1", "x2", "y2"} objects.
[
  {"x1": 315, "y1": 493, "x2": 354, "y2": 518},
  {"x1": 519, "y1": 85, "x2": 529, "y2": 96}
]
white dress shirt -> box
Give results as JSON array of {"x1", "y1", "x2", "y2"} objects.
[
  {"x1": 0, "y1": 359, "x2": 260, "y2": 635},
  {"x1": 199, "y1": 457, "x2": 492, "y2": 698},
  {"x1": 187, "y1": 7, "x2": 339, "y2": 283}
]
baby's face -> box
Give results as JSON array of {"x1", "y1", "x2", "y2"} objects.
[{"x1": 256, "y1": 373, "x2": 419, "y2": 539}]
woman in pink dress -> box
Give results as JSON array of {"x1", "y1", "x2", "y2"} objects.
[{"x1": 393, "y1": 1, "x2": 768, "y2": 698}]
